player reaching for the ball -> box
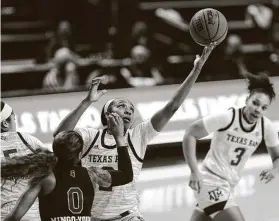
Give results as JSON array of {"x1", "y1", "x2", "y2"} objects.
[
  {"x1": 2, "y1": 114, "x2": 133, "y2": 221},
  {"x1": 54, "y1": 43, "x2": 216, "y2": 221},
  {"x1": 183, "y1": 73, "x2": 279, "y2": 221}
]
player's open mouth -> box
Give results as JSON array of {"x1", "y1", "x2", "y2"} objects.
[
  {"x1": 251, "y1": 113, "x2": 258, "y2": 119},
  {"x1": 123, "y1": 117, "x2": 131, "y2": 123}
]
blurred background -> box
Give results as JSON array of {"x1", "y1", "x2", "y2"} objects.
[{"x1": 1, "y1": 0, "x2": 279, "y2": 220}]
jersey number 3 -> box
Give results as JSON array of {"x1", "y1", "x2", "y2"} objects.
[
  {"x1": 231, "y1": 147, "x2": 246, "y2": 166},
  {"x1": 67, "y1": 187, "x2": 84, "y2": 214}
]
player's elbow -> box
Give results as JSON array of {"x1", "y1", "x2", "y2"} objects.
[
  {"x1": 123, "y1": 169, "x2": 133, "y2": 184},
  {"x1": 184, "y1": 123, "x2": 198, "y2": 141}
]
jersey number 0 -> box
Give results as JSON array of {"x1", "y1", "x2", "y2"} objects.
[{"x1": 67, "y1": 187, "x2": 84, "y2": 214}]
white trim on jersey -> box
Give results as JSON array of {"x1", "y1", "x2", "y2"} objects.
[{"x1": 1, "y1": 103, "x2": 13, "y2": 122}]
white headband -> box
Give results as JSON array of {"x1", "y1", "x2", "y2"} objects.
[
  {"x1": 1, "y1": 103, "x2": 13, "y2": 122},
  {"x1": 104, "y1": 99, "x2": 115, "y2": 114}
]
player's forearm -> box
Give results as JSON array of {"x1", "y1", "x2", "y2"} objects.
[
  {"x1": 110, "y1": 143, "x2": 133, "y2": 186},
  {"x1": 4, "y1": 214, "x2": 16, "y2": 221},
  {"x1": 53, "y1": 100, "x2": 91, "y2": 136},
  {"x1": 4, "y1": 212, "x2": 23, "y2": 221},
  {"x1": 151, "y1": 65, "x2": 203, "y2": 132},
  {"x1": 183, "y1": 133, "x2": 200, "y2": 174},
  {"x1": 167, "y1": 65, "x2": 203, "y2": 112}
]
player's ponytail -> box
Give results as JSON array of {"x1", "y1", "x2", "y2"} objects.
[
  {"x1": 1, "y1": 131, "x2": 84, "y2": 185},
  {"x1": 1, "y1": 149, "x2": 57, "y2": 184},
  {"x1": 246, "y1": 73, "x2": 276, "y2": 101}
]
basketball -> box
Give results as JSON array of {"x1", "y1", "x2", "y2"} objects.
[{"x1": 189, "y1": 8, "x2": 228, "y2": 46}]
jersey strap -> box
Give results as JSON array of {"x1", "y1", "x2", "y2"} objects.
[
  {"x1": 17, "y1": 132, "x2": 36, "y2": 153},
  {"x1": 218, "y1": 108, "x2": 236, "y2": 132},
  {"x1": 101, "y1": 128, "x2": 116, "y2": 149},
  {"x1": 261, "y1": 117, "x2": 266, "y2": 147},
  {"x1": 127, "y1": 133, "x2": 143, "y2": 163},
  {"x1": 80, "y1": 131, "x2": 100, "y2": 159}
]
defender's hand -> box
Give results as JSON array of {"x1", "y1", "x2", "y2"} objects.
[{"x1": 84, "y1": 76, "x2": 107, "y2": 102}]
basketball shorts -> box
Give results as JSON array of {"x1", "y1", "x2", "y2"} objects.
[{"x1": 194, "y1": 166, "x2": 238, "y2": 218}]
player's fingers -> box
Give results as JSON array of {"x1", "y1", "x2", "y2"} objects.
[
  {"x1": 194, "y1": 181, "x2": 199, "y2": 192},
  {"x1": 109, "y1": 115, "x2": 118, "y2": 126},
  {"x1": 107, "y1": 115, "x2": 112, "y2": 128},
  {"x1": 189, "y1": 180, "x2": 197, "y2": 191},
  {"x1": 108, "y1": 116, "x2": 116, "y2": 128},
  {"x1": 110, "y1": 112, "x2": 121, "y2": 122},
  {"x1": 209, "y1": 42, "x2": 218, "y2": 49},
  {"x1": 90, "y1": 76, "x2": 105, "y2": 90},
  {"x1": 111, "y1": 114, "x2": 121, "y2": 125},
  {"x1": 99, "y1": 89, "x2": 108, "y2": 96},
  {"x1": 189, "y1": 180, "x2": 194, "y2": 189},
  {"x1": 92, "y1": 76, "x2": 106, "y2": 83}
]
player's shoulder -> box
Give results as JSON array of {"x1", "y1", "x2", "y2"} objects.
[
  {"x1": 19, "y1": 132, "x2": 45, "y2": 148},
  {"x1": 207, "y1": 107, "x2": 235, "y2": 121},
  {"x1": 262, "y1": 116, "x2": 274, "y2": 129},
  {"x1": 75, "y1": 127, "x2": 100, "y2": 136},
  {"x1": 129, "y1": 119, "x2": 151, "y2": 133},
  {"x1": 40, "y1": 172, "x2": 56, "y2": 194}
]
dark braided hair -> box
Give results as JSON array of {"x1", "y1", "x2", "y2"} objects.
[
  {"x1": 1, "y1": 131, "x2": 83, "y2": 184},
  {"x1": 247, "y1": 73, "x2": 276, "y2": 101},
  {"x1": 1, "y1": 149, "x2": 57, "y2": 185}
]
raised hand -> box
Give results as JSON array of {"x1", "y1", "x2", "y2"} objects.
[
  {"x1": 84, "y1": 76, "x2": 107, "y2": 102},
  {"x1": 194, "y1": 42, "x2": 217, "y2": 68},
  {"x1": 107, "y1": 113, "x2": 125, "y2": 138}
]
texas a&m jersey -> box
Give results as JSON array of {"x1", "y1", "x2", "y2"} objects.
[
  {"x1": 76, "y1": 119, "x2": 159, "y2": 219},
  {"x1": 202, "y1": 107, "x2": 279, "y2": 186}
]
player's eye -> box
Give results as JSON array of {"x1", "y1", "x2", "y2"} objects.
[
  {"x1": 117, "y1": 104, "x2": 125, "y2": 108},
  {"x1": 262, "y1": 106, "x2": 267, "y2": 111},
  {"x1": 252, "y1": 101, "x2": 259, "y2": 106}
]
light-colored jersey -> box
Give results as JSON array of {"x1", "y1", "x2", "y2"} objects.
[
  {"x1": 202, "y1": 107, "x2": 279, "y2": 186},
  {"x1": 1, "y1": 132, "x2": 46, "y2": 220},
  {"x1": 76, "y1": 119, "x2": 159, "y2": 219}
]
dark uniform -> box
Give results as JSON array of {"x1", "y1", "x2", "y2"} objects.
[{"x1": 39, "y1": 166, "x2": 94, "y2": 221}]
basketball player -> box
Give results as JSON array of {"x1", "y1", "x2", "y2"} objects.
[
  {"x1": 182, "y1": 73, "x2": 279, "y2": 221},
  {"x1": 2, "y1": 112, "x2": 133, "y2": 221},
  {"x1": 1, "y1": 101, "x2": 47, "y2": 221},
  {"x1": 54, "y1": 43, "x2": 217, "y2": 221}
]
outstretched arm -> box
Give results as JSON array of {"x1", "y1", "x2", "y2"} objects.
[
  {"x1": 4, "y1": 181, "x2": 43, "y2": 221},
  {"x1": 150, "y1": 43, "x2": 216, "y2": 132},
  {"x1": 53, "y1": 77, "x2": 107, "y2": 136}
]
